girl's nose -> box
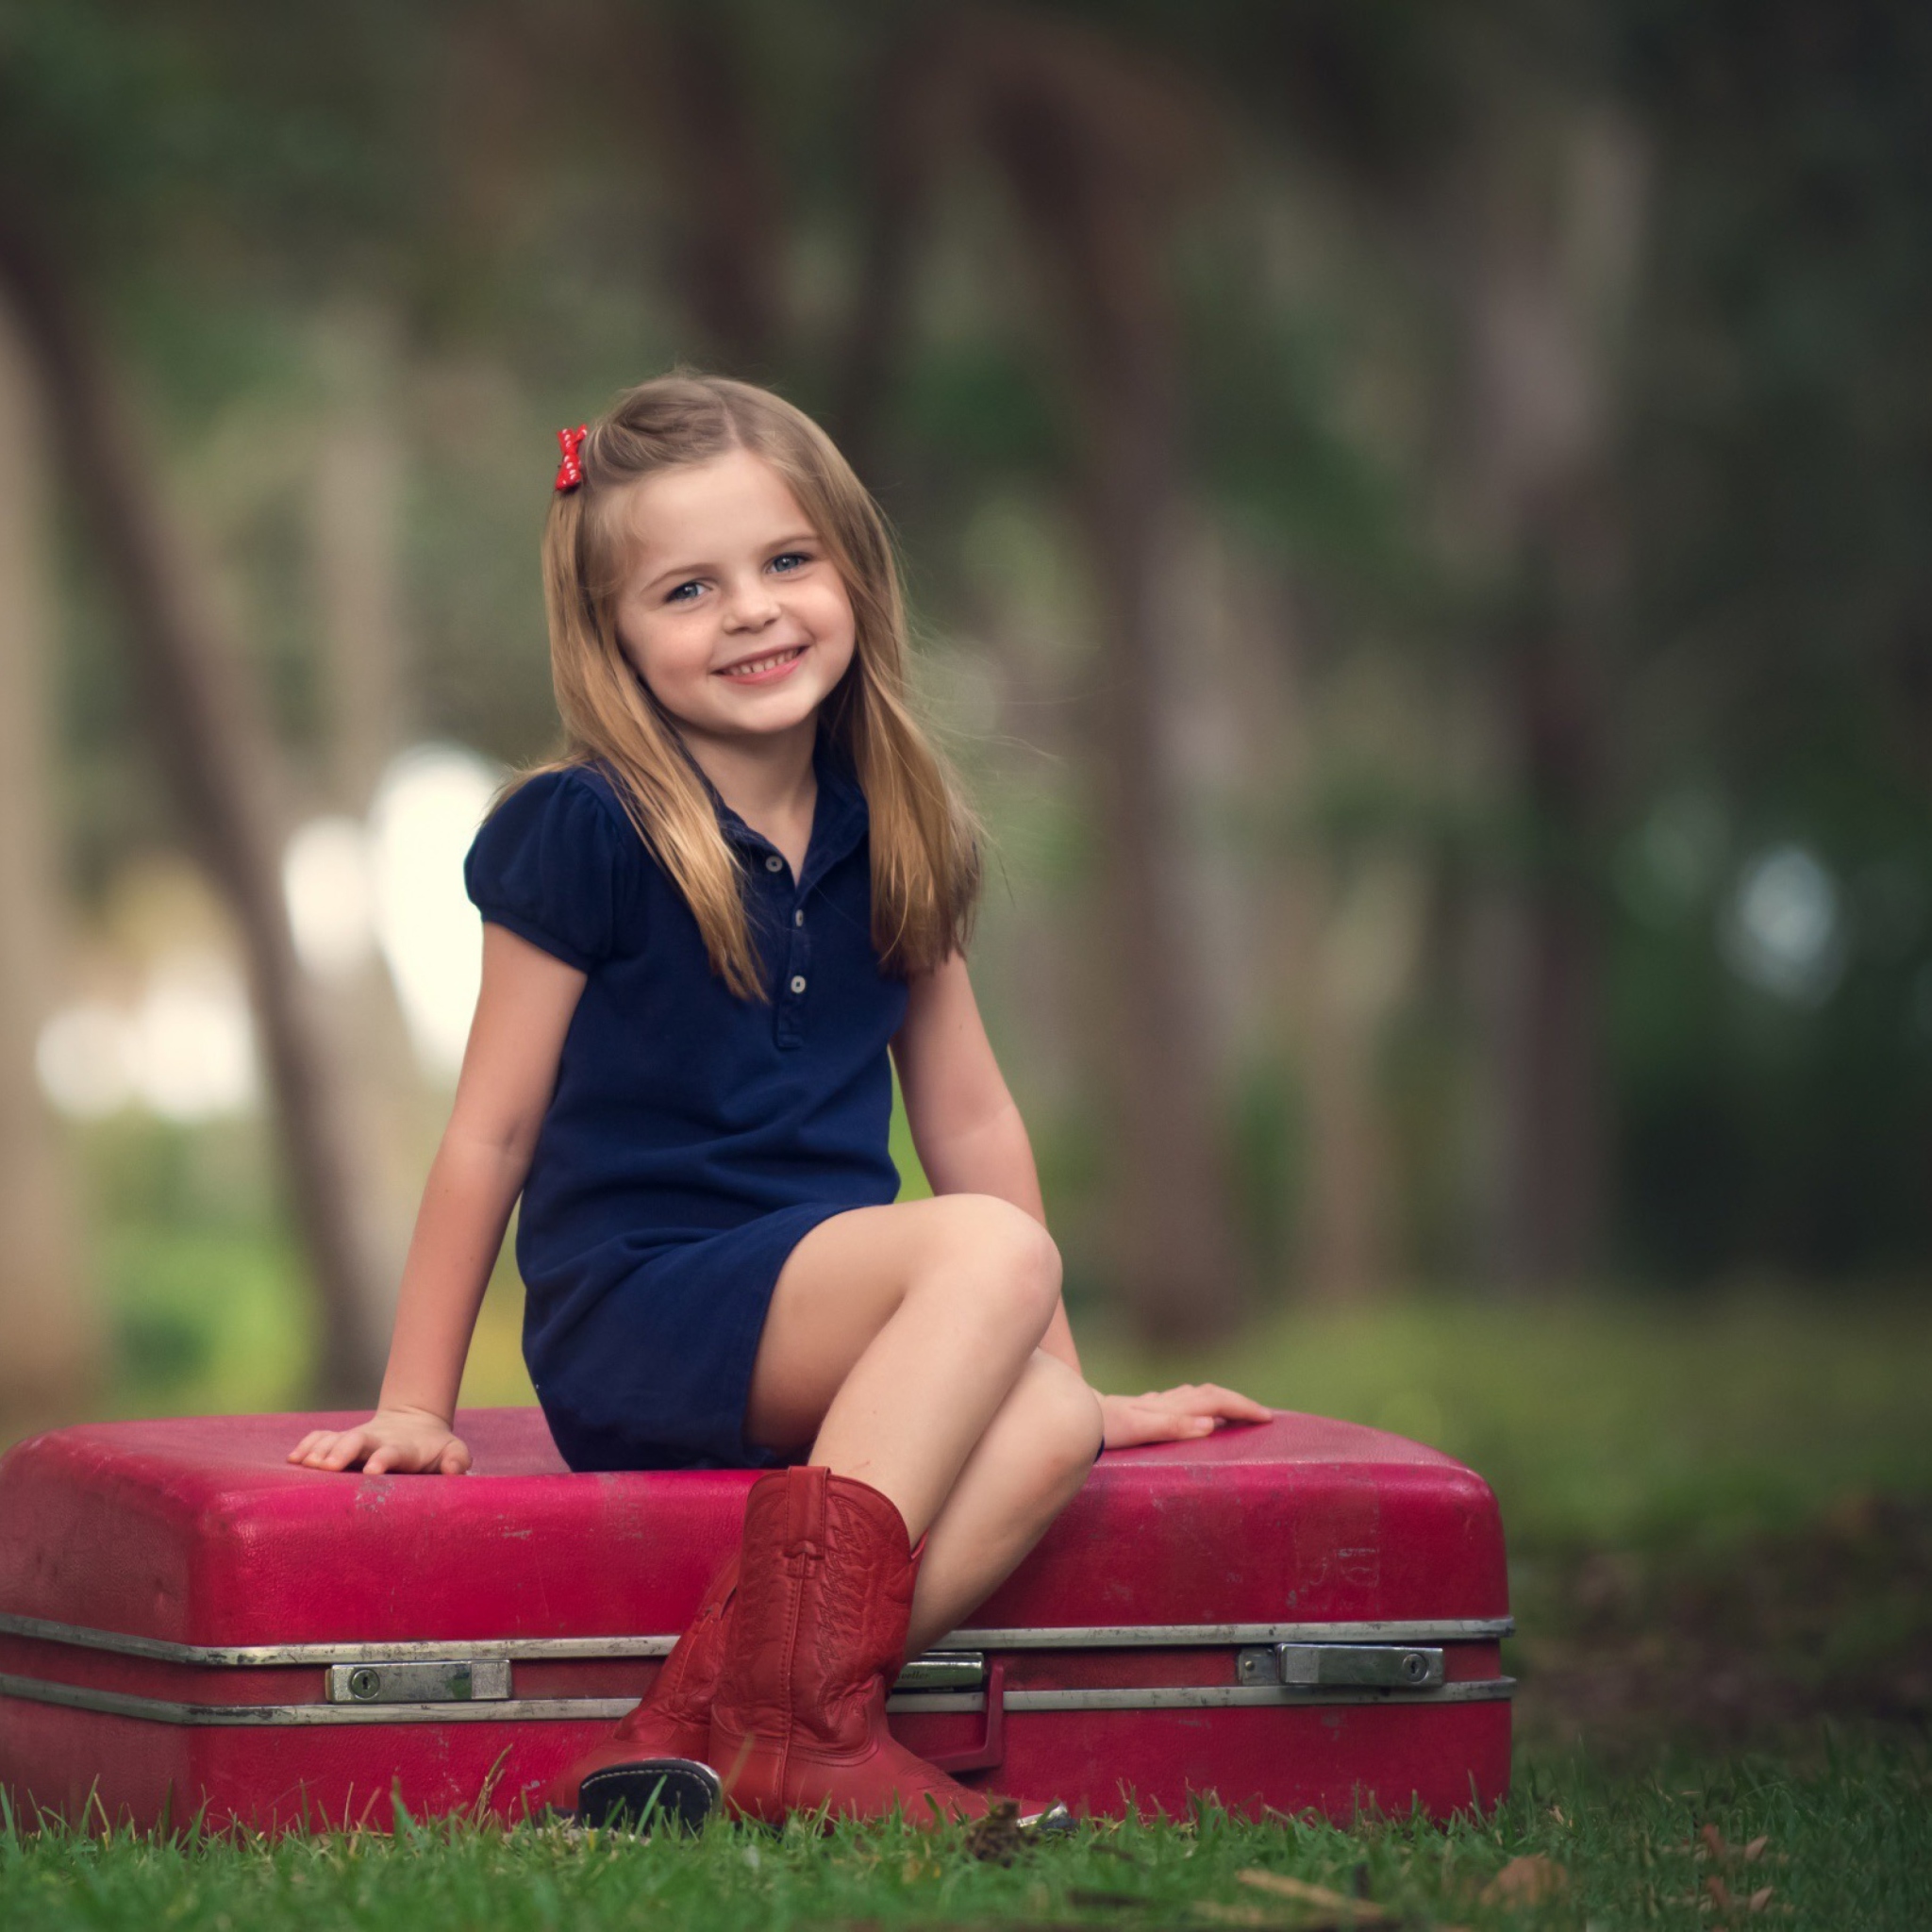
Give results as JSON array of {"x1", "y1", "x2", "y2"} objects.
[{"x1": 722, "y1": 575, "x2": 781, "y2": 630}]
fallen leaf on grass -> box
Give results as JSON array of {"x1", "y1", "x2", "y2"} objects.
[
  {"x1": 1706, "y1": 1874, "x2": 1778, "y2": 1915},
  {"x1": 1480, "y1": 1855, "x2": 1569, "y2": 1907},
  {"x1": 1237, "y1": 1869, "x2": 1391, "y2": 1922},
  {"x1": 1699, "y1": 1826, "x2": 1774, "y2": 1866},
  {"x1": 1191, "y1": 1904, "x2": 1296, "y2": 1927},
  {"x1": 963, "y1": 1799, "x2": 1024, "y2": 1865}
]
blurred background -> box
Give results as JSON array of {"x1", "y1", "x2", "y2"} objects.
[{"x1": 1, "y1": 0, "x2": 1928, "y2": 1758}]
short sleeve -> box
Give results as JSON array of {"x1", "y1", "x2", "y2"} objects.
[{"x1": 464, "y1": 767, "x2": 636, "y2": 972}]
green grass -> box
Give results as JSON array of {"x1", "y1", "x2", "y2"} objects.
[{"x1": 5, "y1": 1744, "x2": 1929, "y2": 1931}]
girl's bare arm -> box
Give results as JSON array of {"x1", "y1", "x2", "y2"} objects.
[
  {"x1": 891, "y1": 952, "x2": 1081, "y2": 1374},
  {"x1": 892, "y1": 953, "x2": 1270, "y2": 1447},
  {"x1": 288, "y1": 924, "x2": 588, "y2": 1474}
]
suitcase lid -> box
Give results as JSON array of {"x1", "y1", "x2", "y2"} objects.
[{"x1": 0, "y1": 1408, "x2": 1506, "y2": 1652}]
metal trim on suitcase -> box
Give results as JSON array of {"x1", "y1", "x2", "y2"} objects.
[
  {"x1": 0, "y1": 1610, "x2": 1513, "y2": 1666},
  {"x1": 0, "y1": 1609, "x2": 1513, "y2": 1728}
]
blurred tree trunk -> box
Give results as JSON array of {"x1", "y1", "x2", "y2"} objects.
[
  {"x1": 0, "y1": 208, "x2": 391, "y2": 1403},
  {"x1": 1241, "y1": 572, "x2": 1404, "y2": 1302},
  {"x1": 1300, "y1": 859, "x2": 1425, "y2": 1300},
  {"x1": 0, "y1": 296, "x2": 102, "y2": 1423},
  {"x1": 974, "y1": 21, "x2": 1243, "y2": 1340},
  {"x1": 309, "y1": 323, "x2": 428, "y2": 1323},
  {"x1": 313, "y1": 357, "x2": 409, "y2": 811},
  {"x1": 631, "y1": 10, "x2": 786, "y2": 374},
  {"x1": 829, "y1": 19, "x2": 960, "y2": 482},
  {"x1": 1446, "y1": 108, "x2": 1646, "y2": 1290}
]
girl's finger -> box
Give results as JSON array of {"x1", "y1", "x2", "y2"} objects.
[
  {"x1": 1116, "y1": 1401, "x2": 1205, "y2": 1446},
  {"x1": 1143, "y1": 1383, "x2": 1271, "y2": 1423},
  {"x1": 321, "y1": 1432, "x2": 370, "y2": 1470},
  {"x1": 440, "y1": 1441, "x2": 472, "y2": 1475},
  {"x1": 1193, "y1": 1385, "x2": 1273, "y2": 1420},
  {"x1": 1137, "y1": 1411, "x2": 1215, "y2": 1445},
  {"x1": 287, "y1": 1432, "x2": 324, "y2": 1463},
  {"x1": 1136, "y1": 1389, "x2": 1207, "y2": 1418}
]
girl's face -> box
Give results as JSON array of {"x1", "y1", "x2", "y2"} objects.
[{"x1": 610, "y1": 449, "x2": 857, "y2": 755}]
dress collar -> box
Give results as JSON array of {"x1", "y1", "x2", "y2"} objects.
[{"x1": 701, "y1": 732, "x2": 870, "y2": 893}]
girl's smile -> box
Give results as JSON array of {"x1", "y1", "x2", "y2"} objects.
[{"x1": 716, "y1": 641, "x2": 808, "y2": 683}]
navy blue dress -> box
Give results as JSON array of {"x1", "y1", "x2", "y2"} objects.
[{"x1": 462, "y1": 738, "x2": 907, "y2": 1473}]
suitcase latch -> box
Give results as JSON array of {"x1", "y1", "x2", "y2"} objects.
[
  {"x1": 325, "y1": 1659, "x2": 513, "y2": 1705},
  {"x1": 892, "y1": 1651, "x2": 985, "y2": 1692},
  {"x1": 1237, "y1": 1643, "x2": 1446, "y2": 1690}
]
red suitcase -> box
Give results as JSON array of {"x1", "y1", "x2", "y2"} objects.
[{"x1": 0, "y1": 1407, "x2": 1510, "y2": 1832}]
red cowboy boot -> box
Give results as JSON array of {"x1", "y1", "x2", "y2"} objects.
[
  {"x1": 546, "y1": 1555, "x2": 738, "y2": 1831},
  {"x1": 708, "y1": 1464, "x2": 1067, "y2": 1830}
]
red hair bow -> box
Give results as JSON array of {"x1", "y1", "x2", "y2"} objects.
[{"x1": 554, "y1": 425, "x2": 589, "y2": 492}]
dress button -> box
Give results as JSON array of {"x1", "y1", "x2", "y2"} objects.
[
  {"x1": 793, "y1": 908, "x2": 805, "y2": 926},
  {"x1": 789, "y1": 975, "x2": 807, "y2": 995},
  {"x1": 764, "y1": 855, "x2": 784, "y2": 874}
]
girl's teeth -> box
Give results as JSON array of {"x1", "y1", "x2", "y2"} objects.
[{"x1": 725, "y1": 648, "x2": 799, "y2": 677}]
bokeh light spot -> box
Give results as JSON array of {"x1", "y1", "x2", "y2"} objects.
[
  {"x1": 1723, "y1": 843, "x2": 1845, "y2": 1007},
  {"x1": 368, "y1": 742, "x2": 500, "y2": 1079},
  {"x1": 283, "y1": 815, "x2": 377, "y2": 979}
]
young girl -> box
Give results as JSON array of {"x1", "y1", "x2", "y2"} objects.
[{"x1": 289, "y1": 374, "x2": 1266, "y2": 1831}]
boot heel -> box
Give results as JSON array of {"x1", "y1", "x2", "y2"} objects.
[
  {"x1": 543, "y1": 1554, "x2": 740, "y2": 1820},
  {"x1": 575, "y1": 1757, "x2": 722, "y2": 1834}
]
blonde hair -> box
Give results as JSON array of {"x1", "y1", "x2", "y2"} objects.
[{"x1": 523, "y1": 372, "x2": 980, "y2": 999}]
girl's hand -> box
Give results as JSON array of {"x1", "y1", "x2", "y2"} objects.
[
  {"x1": 287, "y1": 1408, "x2": 472, "y2": 1476},
  {"x1": 1098, "y1": 1383, "x2": 1273, "y2": 1450}
]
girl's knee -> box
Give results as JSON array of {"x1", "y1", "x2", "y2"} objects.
[{"x1": 924, "y1": 1194, "x2": 1063, "y2": 1327}]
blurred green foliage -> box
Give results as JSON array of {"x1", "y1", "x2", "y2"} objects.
[
  {"x1": 7, "y1": 0, "x2": 1932, "y2": 1322},
  {"x1": 73, "y1": 1118, "x2": 310, "y2": 1416},
  {"x1": 1083, "y1": 1291, "x2": 1932, "y2": 1554}
]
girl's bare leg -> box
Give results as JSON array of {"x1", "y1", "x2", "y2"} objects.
[
  {"x1": 744, "y1": 1195, "x2": 1095, "y2": 1554},
  {"x1": 901, "y1": 1346, "x2": 1102, "y2": 1656}
]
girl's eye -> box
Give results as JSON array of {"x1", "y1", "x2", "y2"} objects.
[
  {"x1": 665, "y1": 579, "x2": 705, "y2": 605},
  {"x1": 769, "y1": 552, "x2": 809, "y2": 575}
]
